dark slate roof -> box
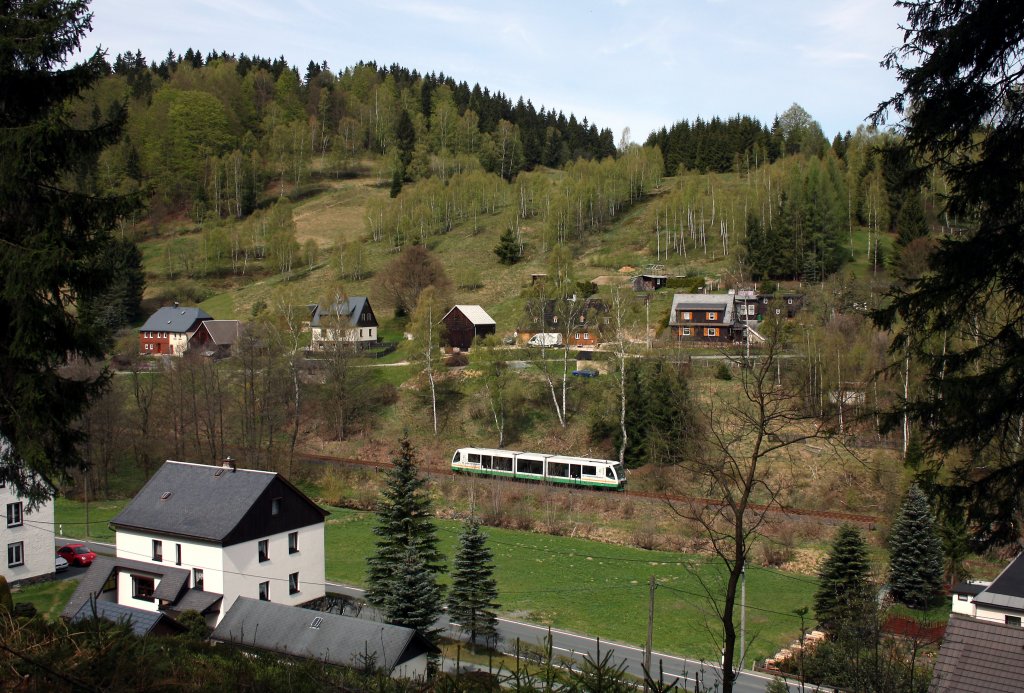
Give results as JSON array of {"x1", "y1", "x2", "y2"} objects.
[
  {"x1": 110, "y1": 460, "x2": 326, "y2": 544},
  {"x1": 62, "y1": 556, "x2": 191, "y2": 619},
  {"x1": 212, "y1": 598, "x2": 438, "y2": 671},
  {"x1": 70, "y1": 597, "x2": 186, "y2": 637},
  {"x1": 975, "y1": 553, "x2": 1024, "y2": 611},
  {"x1": 139, "y1": 306, "x2": 213, "y2": 333},
  {"x1": 952, "y1": 581, "x2": 989, "y2": 597},
  {"x1": 167, "y1": 589, "x2": 223, "y2": 615},
  {"x1": 309, "y1": 298, "x2": 372, "y2": 328},
  {"x1": 930, "y1": 614, "x2": 1024, "y2": 692}
]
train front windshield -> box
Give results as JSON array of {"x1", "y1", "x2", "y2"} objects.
[{"x1": 452, "y1": 451, "x2": 461, "y2": 464}]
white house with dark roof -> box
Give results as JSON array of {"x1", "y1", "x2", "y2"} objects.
[
  {"x1": 1, "y1": 438, "x2": 55, "y2": 585},
  {"x1": 65, "y1": 460, "x2": 328, "y2": 627},
  {"x1": 309, "y1": 298, "x2": 378, "y2": 349},
  {"x1": 138, "y1": 306, "x2": 213, "y2": 356},
  {"x1": 951, "y1": 553, "x2": 1024, "y2": 626},
  {"x1": 213, "y1": 598, "x2": 438, "y2": 680}
]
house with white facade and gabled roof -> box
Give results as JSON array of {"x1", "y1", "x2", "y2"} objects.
[
  {"x1": 308, "y1": 297, "x2": 378, "y2": 349},
  {"x1": 1, "y1": 438, "x2": 55, "y2": 585},
  {"x1": 63, "y1": 459, "x2": 327, "y2": 627}
]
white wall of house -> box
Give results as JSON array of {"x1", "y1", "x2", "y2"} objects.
[
  {"x1": 392, "y1": 653, "x2": 429, "y2": 681},
  {"x1": 312, "y1": 325, "x2": 376, "y2": 345},
  {"x1": 2, "y1": 484, "x2": 54, "y2": 584},
  {"x1": 169, "y1": 332, "x2": 189, "y2": 355},
  {"x1": 221, "y1": 524, "x2": 325, "y2": 618},
  {"x1": 116, "y1": 530, "x2": 223, "y2": 591},
  {"x1": 951, "y1": 594, "x2": 978, "y2": 617},
  {"x1": 975, "y1": 604, "x2": 1024, "y2": 625}
]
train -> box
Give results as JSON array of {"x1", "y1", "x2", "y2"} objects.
[{"x1": 451, "y1": 447, "x2": 626, "y2": 490}]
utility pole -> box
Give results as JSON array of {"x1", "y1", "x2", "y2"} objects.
[
  {"x1": 739, "y1": 561, "x2": 746, "y2": 673},
  {"x1": 644, "y1": 575, "x2": 655, "y2": 692}
]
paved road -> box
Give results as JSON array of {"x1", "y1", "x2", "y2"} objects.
[{"x1": 56, "y1": 538, "x2": 788, "y2": 691}]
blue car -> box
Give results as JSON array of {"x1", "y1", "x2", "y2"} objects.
[{"x1": 572, "y1": 368, "x2": 598, "y2": 378}]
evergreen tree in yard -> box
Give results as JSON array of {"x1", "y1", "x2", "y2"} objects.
[
  {"x1": 365, "y1": 437, "x2": 445, "y2": 639},
  {"x1": 888, "y1": 484, "x2": 945, "y2": 609},
  {"x1": 447, "y1": 518, "x2": 500, "y2": 646},
  {"x1": 385, "y1": 547, "x2": 444, "y2": 642},
  {"x1": 1, "y1": 1, "x2": 139, "y2": 501},
  {"x1": 493, "y1": 226, "x2": 521, "y2": 265},
  {"x1": 814, "y1": 525, "x2": 873, "y2": 635}
]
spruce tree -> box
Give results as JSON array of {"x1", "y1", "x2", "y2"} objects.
[
  {"x1": 447, "y1": 518, "x2": 500, "y2": 646},
  {"x1": 493, "y1": 226, "x2": 521, "y2": 265},
  {"x1": 888, "y1": 484, "x2": 945, "y2": 609},
  {"x1": 385, "y1": 547, "x2": 444, "y2": 642},
  {"x1": 1, "y1": 1, "x2": 139, "y2": 501},
  {"x1": 814, "y1": 525, "x2": 873, "y2": 635},
  {"x1": 365, "y1": 437, "x2": 445, "y2": 638}
]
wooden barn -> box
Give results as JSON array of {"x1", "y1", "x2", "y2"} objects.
[{"x1": 442, "y1": 305, "x2": 496, "y2": 351}]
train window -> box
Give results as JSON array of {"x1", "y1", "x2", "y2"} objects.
[
  {"x1": 582, "y1": 465, "x2": 596, "y2": 476},
  {"x1": 494, "y1": 456, "x2": 513, "y2": 471},
  {"x1": 606, "y1": 467, "x2": 615, "y2": 479},
  {"x1": 452, "y1": 451, "x2": 461, "y2": 463},
  {"x1": 469, "y1": 453, "x2": 480, "y2": 464},
  {"x1": 518, "y1": 458, "x2": 543, "y2": 475},
  {"x1": 481, "y1": 455, "x2": 492, "y2": 469},
  {"x1": 548, "y1": 462, "x2": 569, "y2": 477},
  {"x1": 570, "y1": 465, "x2": 582, "y2": 479}
]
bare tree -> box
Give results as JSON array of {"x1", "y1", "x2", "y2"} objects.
[
  {"x1": 410, "y1": 286, "x2": 446, "y2": 436},
  {"x1": 665, "y1": 316, "x2": 828, "y2": 693}
]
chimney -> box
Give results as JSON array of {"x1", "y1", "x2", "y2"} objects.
[{"x1": 222, "y1": 456, "x2": 237, "y2": 472}]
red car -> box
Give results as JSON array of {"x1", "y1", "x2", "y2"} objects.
[{"x1": 57, "y1": 543, "x2": 97, "y2": 567}]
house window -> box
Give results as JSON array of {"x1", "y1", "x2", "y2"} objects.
[
  {"x1": 6, "y1": 502, "x2": 22, "y2": 527},
  {"x1": 787, "y1": 298, "x2": 793, "y2": 305},
  {"x1": 288, "y1": 531, "x2": 298, "y2": 554},
  {"x1": 583, "y1": 332, "x2": 589, "y2": 340},
  {"x1": 289, "y1": 572, "x2": 299, "y2": 595},
  {"x1": 132, "y1": 575, "x2": 155, "y2": 602},
  {"x1": 681, "y1": 327, "x2": 691, "y2": 336},
  {"x1": 574, "y1": 333, "x2": 580, "y2": 340},
  {"x1": 271, "y1": 497, "x2": 282, "y2": 516},
  {"x1": 193, "y1": 568, "x2": 204, "y2": 590},
  {"x1": 152, "y1": 540, "x2": 162, "y2": 562},
  {"x1": 1007, "y1": 615, "x2": 1022, "y2": 627},
  {"x1": 175, "y1": 543, "x2": 182, "y2": 565},
  {"x1": 258, "y1": 539, "x2": 269, "y2": 562},
  {"x1": 707, "y1": 311, "x2": 718, "y2": 321},
  {"x1": 957, "y1": 594, "x2": 968, "y2": 601},
  {"x1": 258, "y1": 581, "x2": 269, "y2": 601},
  {"x1": 706, "y1": 328, "x2": 719, "y2": 337},
  {"x1": 775, "y1": 309, "x2": 781, "y2": 315},
  {"x1": 7, "y1": 542, "x2": 24, "y2": 568},
  {"x1": 682, "y1": 311, "x2": 691, "y2": 320}
]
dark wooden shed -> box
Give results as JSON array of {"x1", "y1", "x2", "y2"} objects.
[{"x1": 442, "y1": 305, "x2": 496, "y2": 350}]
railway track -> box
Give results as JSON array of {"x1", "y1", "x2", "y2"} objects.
[{"x1": 294, "y1": 450, "x2": 879, "y2": 528}]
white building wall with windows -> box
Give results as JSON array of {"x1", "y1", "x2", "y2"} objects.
[
  {"x1": 221, "y1": 524, "x2": 325, "y2": 618},
  {"x1": 1, "y1": 482, "x2": 54, "y2": 584},
  {"x1": 115, "y1": 529, "x2": 224, "y2": 594}
]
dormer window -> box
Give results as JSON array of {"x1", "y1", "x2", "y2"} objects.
[
  {"x1": 271, "y1": 497, "x2": 282, "y2": 516},
  {"x1": 707, "y1": 311, "x2": 718, "y2": 321}
]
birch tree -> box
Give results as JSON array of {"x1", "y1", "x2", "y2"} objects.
[{"x1": 410, "y1": 286, "x2": 446, "y2": 436}]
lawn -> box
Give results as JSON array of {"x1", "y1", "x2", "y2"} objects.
[
  {"x1": 54, "y1": 497, "x2": 128, "y2": 543},
  {"x1": 13, "y1": 579, "x2": 78, "y2": 621},
  {"x1": 324, "y1": 506, "x2": 816, "y2": 663}
]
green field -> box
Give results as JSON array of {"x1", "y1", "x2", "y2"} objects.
[
  {"x1": 13, "y1": 579, "x2": 79, "y2": 621},
  {"x1": 324, "y1": 506, "x2": 816, "y2": 662},
  {"x1": 54, "y1": 497, "x2": 128, "y2": 543}
]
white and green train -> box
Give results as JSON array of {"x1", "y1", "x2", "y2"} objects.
[{"x1": 451, "y1": 447, "x2": 626, "y2": 490}]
